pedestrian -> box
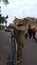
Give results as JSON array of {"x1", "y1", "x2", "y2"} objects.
[
  {"x1": 25, "y1": 29, "x2": 28, "y2": 39},
  {"x1": 28, "y1": 24, "x2": 32, "y2": 39},
  {"x1": 32, "y1": 28, "x2": 36, "y2": 39},
  {"x1": 14, "y1": 23, "x2": 25, "y2": 64}
]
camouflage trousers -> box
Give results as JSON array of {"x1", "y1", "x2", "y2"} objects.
[{"x1": 17, "y1": 42, "x2": 23, "y2": 61}]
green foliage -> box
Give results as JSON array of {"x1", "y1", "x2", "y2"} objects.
[
  {"x1": 2, "y1": 0, "x2": 9, "y2": 5},
  {"x1": 6, "y1": 15, "x2": 8, "y2": 19},
  {"x1": 0, "y1": 14, "x2": 8, "y2": 24},
  {"x1": 0, "y1": 24, "x2": 4, "y2": 30}
]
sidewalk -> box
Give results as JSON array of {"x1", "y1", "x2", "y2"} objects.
[{"x1": 19, "y1": 39, "x2": 37, "y2": 65}]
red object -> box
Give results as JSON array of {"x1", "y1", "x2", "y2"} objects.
[{"x1": 32, "y1": 28, "x2": 36, "y2": 33}]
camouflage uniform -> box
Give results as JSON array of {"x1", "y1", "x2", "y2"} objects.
[{"x1": 14, "y1": 25, "x2": 25, "y2": 63}]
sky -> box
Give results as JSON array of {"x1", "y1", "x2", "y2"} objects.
[{"x1": 0, "y1": 0, "x2": 37, "y2": 25}]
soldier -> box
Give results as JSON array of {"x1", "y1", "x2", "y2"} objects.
[{"x1": 14, "y1": 23, "x2": 25, "y2": 64}]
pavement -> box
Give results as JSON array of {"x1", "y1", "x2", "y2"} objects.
[
  {"x1": 19, "y1": 39, "x2": 37, "y2": 65},
  {"x1": 0, "y1": 31, "x2": 10, "y2": 65},
  {"x1": 0, "y1": 30, "x2": 17, "y2": 65},
  {"x1": 0, "y1": 30, "x2": 37, "y2": 65}
]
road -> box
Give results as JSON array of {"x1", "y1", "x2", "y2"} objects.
[
  {"x1": 20, "y1": 39, "x2": 37, "y2": 65},
  {"x1": 0, "y1": 30, "x2": 37, "y2": 65},
  {"x1": 0, "y1": 31, "x2": 10, "y2": 65},
  {"x1": 0, "y1": 30, "x2": 17, "y2": 65}
]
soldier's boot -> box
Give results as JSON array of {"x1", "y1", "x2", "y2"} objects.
[
  {"x1": 20, "y1": 59, "x2": 22, "y2": 62},
  {"x1": 16, "y1": 60, "x2": 21, "y2": 64},
  {"x1": 16, "y1": 58, "x2": 22, "y2": 64}
]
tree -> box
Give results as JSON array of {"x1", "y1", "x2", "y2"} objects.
[
  {"x1": 0, "y1": 0, "x2": 9, "y2": 24},
  {"x1": 2, "y1": 0, "x2": 9, "y2": 5},
  {"x1": 0, "y1": 0, "x2": 9, "y2": 29},
  {"x1": 5, "y1": 15, "x2": 8, "y2": 27},
  {"x1": 0, "y1": 14, "x2": 8, "y2": 25}
]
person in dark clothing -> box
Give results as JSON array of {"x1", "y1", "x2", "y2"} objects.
[
  {"x1": 28, "y1": 28, "x2": 33, "y2": 39},
  {"x1": 27, "y1": 24, "x2": 33, "y2": 39},
  {"x1": 25, "y1": 29, "x2": 28, "y2": 39},
  {"x1": 32, "y1": 28, "x2": 36, "y2": 39}
]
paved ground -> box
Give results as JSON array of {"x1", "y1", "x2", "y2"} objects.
[
  {"x1": 0, "y1": 30, "x2": 17, "y2": 65},
  {"x1": 20, "y1": 39, "x2": 37, "y2": 65},
  {"x1": 0, "y1": 30, "x2": 37, "y2": 65},
  {"x1": 0, "y1": 31, "x2": 10, "y2": 65}
]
